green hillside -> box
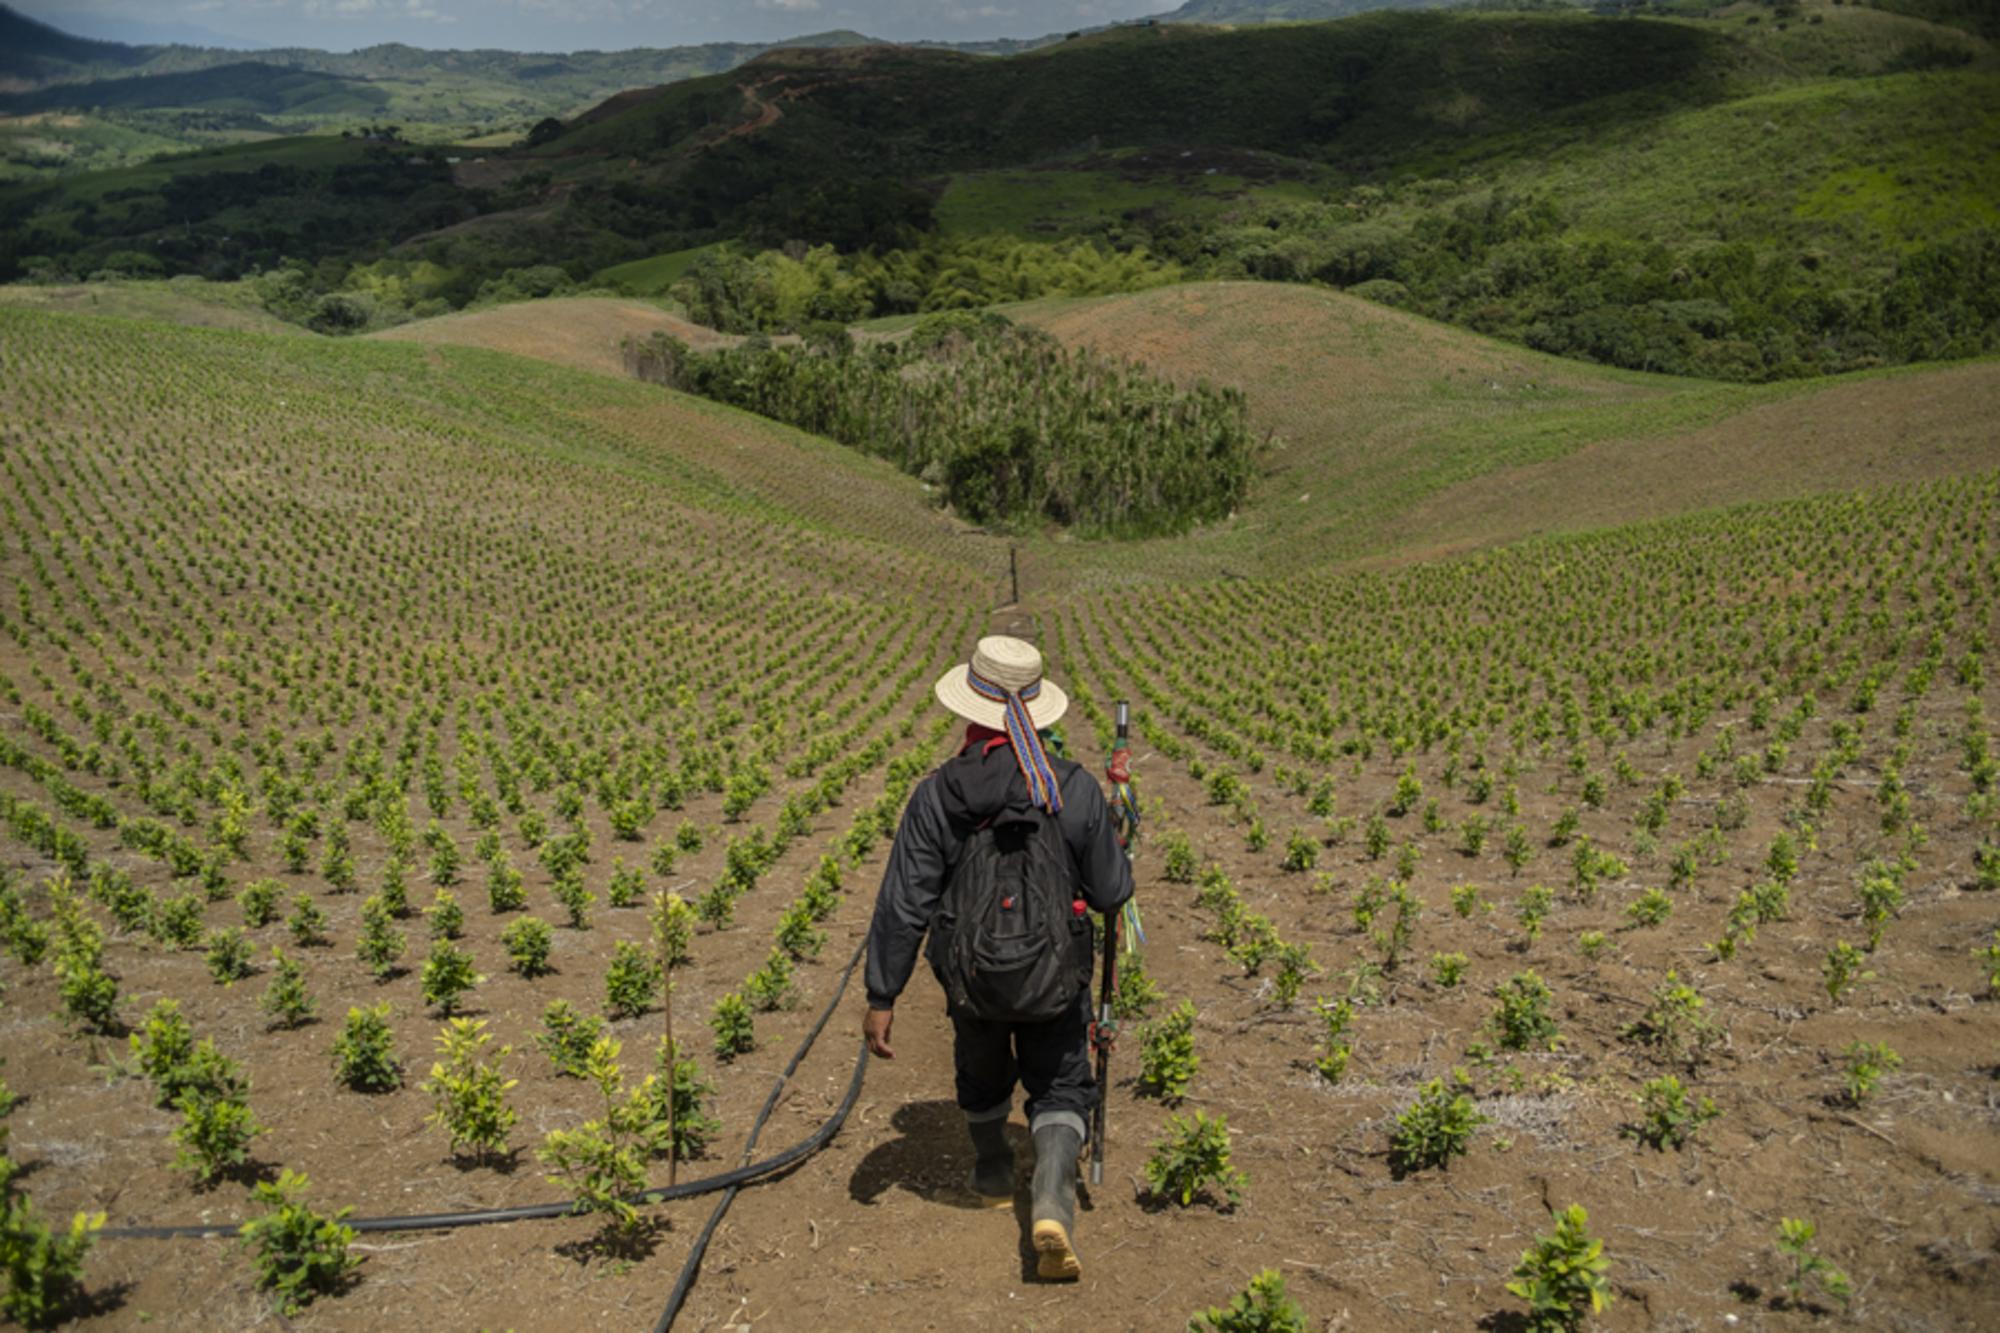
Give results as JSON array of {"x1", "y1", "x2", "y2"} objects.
[
  {"x1": 0, "y1": 275, "x2": 308, "y2": 332},
  {"x1": 0, "y1": 303, "x2": 986, "y2": 588},
  {"x1": 995, "y1": 282, "x2": 2000, "y2": 577},
  {"x1": 1175, "y1": 64, "x2": 2000, "y2": 377},
  {"x1": 1868, "y1": 0, "x2": 2000, "y2": 38},
  {"x1": 554, "y1": 13, "x2": 1736, "y2": 167},
  {"x1": 0, "y1": 3, "x2": 1055, "y2": 174},
  {"x1": 0, "y1": 2, "x2": 853, "y2": 178},
  {"x1": 1163, "y1": 0, "x2": 1476, "y2": 21},
  {"x1": 1544, "y1": 72, "x2": 1998, "y2": 248},
  {"x1": 3, "y1": 4, "x2": 1992, "y2": 383},
  {"x1": 595, "y1": 243, "x2": 727, "y2": 296},
  {"x1": 0, "y1": 112, "x2": 201, "y2": 180},
  {"x1": 371, "y1": 276, "x2": 2000, "y2": 574},
  {"x1": 0, "y1": 3, "x2": 146, "y2": 83},
  {"x1": 591, "y1": 60, "x2": 1998, "y2": 381},
  {"x1": 0, "y1": 135, "x2": 473, "y2": 282},
  {"x1": 566, "y1": 8, "x2": 1996, "y2": 380},
  {"x1": 0, "y1": 62, "x2": 391, "y2": 117},
  {"x1": 486, "y1": 11, "x2": 1773, "y2": 293}
]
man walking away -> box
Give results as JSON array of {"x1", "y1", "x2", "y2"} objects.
[{"x1": 862, "y1": 635, "x2": 1134, "y2": 1280}]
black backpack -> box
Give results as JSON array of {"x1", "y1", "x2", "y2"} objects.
[{"x1": 927, "y1": 803, "x2": 1091, "y2": 1023}]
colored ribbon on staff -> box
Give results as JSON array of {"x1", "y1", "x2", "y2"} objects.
[
  {"x1": 1121, "y1": 899, "x2": 1146, "y2": 952},
  {"x1": 1107, "y1": 745, "x2": 1146, "y2": 951},
  {"x1": 966, "y1": 667, "x2": 1064, "y2": 814}
]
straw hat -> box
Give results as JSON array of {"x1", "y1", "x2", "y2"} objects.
[{"x1": 934, "y1": 636, "x2": 1069, "y2": 731}]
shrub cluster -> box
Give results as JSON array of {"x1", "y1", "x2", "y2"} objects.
[{"x1": 626, "y1": 313, "x2": 1257, "y2": 537}]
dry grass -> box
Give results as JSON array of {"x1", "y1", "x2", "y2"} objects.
[
  {"x1": 1392, "y1": 358, "x2": 2000, "y2": 561},
  {"x1": 372, "y1": 281, "x2": 2000, "y2": 588},
  {"x1": 372, "y1": 296, "x2": 733, "y2": 377},
  {"x1": 1005, "y1": 282, "x2": 2000, "y2": 580}
]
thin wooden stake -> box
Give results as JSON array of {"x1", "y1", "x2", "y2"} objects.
[{"x1": 658, "y1": 892, "x2": 677, "y2": 1187}]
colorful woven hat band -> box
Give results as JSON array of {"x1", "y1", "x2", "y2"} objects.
[{"x1": 966, "y1": 666, "x2": 1064, "y2": 814}]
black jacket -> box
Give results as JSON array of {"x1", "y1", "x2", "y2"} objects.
[{"x1": 863, "y1": 739, "x2": 1134, "y2": 1011}]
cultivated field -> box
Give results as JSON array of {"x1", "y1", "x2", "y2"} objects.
[
  {"x1": 0, "y1": 281, "x2": 307, "y2": 336},
  {"x1": 1, "y1": 300, "x2": 1997, "y2": 1331},
  {"x1": 384, "y1": 281, "x2": 2000, "y2": 574}
]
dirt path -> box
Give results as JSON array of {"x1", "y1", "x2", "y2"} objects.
[{"x1": 717, "y1": 77, "x2": 784, "y2": 143}]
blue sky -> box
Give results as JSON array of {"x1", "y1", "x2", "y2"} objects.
[{"x1": 23, "y1": 0, "x2": 1184, "y2": 50}]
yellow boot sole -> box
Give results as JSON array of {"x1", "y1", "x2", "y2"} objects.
[{"x1": 1032, "y1": 1219, "x2": 1081, "y2": 1281}]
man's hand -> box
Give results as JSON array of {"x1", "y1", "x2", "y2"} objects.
[{"x1": 863, "y1": 1007, "x2": 895, "y2": 1059}]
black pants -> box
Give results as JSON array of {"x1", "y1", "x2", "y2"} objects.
[{"x1": 950, "y1": 984, "x2": 1095, "y2": 1135}]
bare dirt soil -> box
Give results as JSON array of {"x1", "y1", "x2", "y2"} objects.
[
  {"x1": 12, "y1": 659, "x2": 1996, "y2": 1332},
  {"x1": 653, "y1": 672, "x2": 2000, "y2": 1333},
  {"x1": 3, "y1": 780, "x2": 891, "y2": 1330}
]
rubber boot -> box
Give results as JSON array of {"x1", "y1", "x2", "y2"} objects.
[
  {"x1": 965, "y1": 1114, "x2": 1016, "y2": 1207},
  {"x1": 1029, "y1": 1119, "x2": 1083, "y2": 1281}
]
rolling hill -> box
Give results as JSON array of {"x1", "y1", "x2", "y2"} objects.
[
  {"x1": 0, "y1": 62, "x2": 391, "y2": 117},
  {"x1": 546, "y1": 13, "x2": 1736, "y2": 167},
  {"x1": 1164, "y1": 0, "x2": 1477, "y2": 20},
  {"x1": 4, "y1": 302, "x2": 990, "y2": 594},
  {"x1": 0, "y1": 4, "x2": 146, "y2": 86},
  {"x1": 370, "y1": 295, "x2": 732, "y2": 376},
  {"x1": 1005, "y1": 282, "x2": 2000, "y2": 572},
  {"x1": 367, "y1": 280, "x2": 2000, "y2": 580},
  {"x1": 0, "y1": 1, "x2": 1065, "y2": 174},
  {"x1": 0, "y1": 276, "x2": 310, "y2": 333},
  {"x1": 0, "y1": 6, "x2": 1742, "y2": 252},
  {"x1": 0, "y1": 3, "x2": 872, "y2": 102},
  {"x1": 3, "y1": 3, "x2": 1992, "y2": 388}
]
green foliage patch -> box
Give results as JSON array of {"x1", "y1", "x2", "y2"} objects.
[
  {"x1": 627, "y1": 312, "x2": 1256, "y2": 536},
  {"x1": 238, "y1": 1169, "x2": 360, "y2": 1316}
]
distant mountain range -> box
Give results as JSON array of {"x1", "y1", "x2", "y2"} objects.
[
  {"x1": 4, "y1": 0, "x2": 1990, "y2": 389},
  {"x1": 0, "y1": 0, "x2": 1551, "y2": 103},
  {"x1": 0, "y1": 5, "x2": 1051, "y2": 103},
  {"x1": 1167, "y1": 0, "x2": 1467, "y2": 19},
  {"x1": 2, "y1": 0, "x2": 1984, "y2": 177},
  {"x1": 0, "y1": 4, "x2": 149, "y2": 87}
]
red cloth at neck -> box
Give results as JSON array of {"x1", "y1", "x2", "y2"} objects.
[{"x1": 965, "y1": 723, "x2": 1012, "y2": 756}]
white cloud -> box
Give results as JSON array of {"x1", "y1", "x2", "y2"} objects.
[
  {"x1": 295, "y1": 0, "x2": 381, "y2": 16},
  {"x1": 935, "y1": 3, "x2": 1016, "y2": 22},
  {"x1": 753, "y1": 0, "x2": 823, "y2": 10}
]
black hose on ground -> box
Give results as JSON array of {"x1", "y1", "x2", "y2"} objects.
[
  {"x1": 651, "y1": 939, "x2": 871, "y2": 1332},
  {"x1": 95, "y1": 936, "x2": 875, "y2": 1312}
]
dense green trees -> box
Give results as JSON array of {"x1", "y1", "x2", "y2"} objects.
[
  {"x1": 665, "y1": 237, "x2": 1181, "y2": 334},
  {"x1": 626, "y1": 312, "x2": 1256, "y2": 535},
  {"x1": 658, "y1": 199, "x2": 2000, "y2": 382}
]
